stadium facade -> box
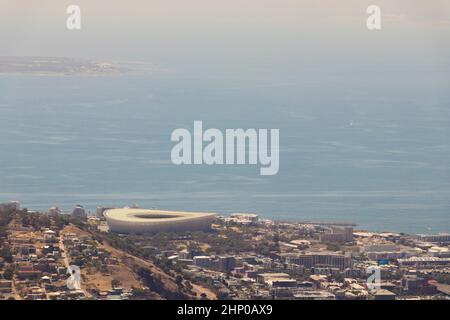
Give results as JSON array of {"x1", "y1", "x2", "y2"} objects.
[{"x1": 104, "y1": 208, "x2": 216, "y2": 234}]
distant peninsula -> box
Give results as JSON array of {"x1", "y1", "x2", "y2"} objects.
[{"x1": 0, "y1": 56, "x2": 128, "y2": 76}]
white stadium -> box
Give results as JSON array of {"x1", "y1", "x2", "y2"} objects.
[{"x1": 103, "y1": 208, "x2": 217, "y2": 234}]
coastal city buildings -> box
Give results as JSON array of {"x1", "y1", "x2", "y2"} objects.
[{"x1": 1, "y1": 201, "x2": 450, "y2": 300}]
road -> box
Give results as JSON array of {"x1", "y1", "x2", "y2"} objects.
[{"x1": 59, "y1": 235, "x2": 91, "y2": 298}]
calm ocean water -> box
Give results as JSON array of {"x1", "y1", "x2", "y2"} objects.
[{"x1": 0, "y1": 69, "x2": 449, "y2": 234}]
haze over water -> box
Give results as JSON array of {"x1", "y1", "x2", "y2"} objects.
[
  {"x1": 1, "y1": 0, "x2": 449, "y2": 233},
  {"x1": 1, "y1": 67, "x2": 449, "y2": 234}
]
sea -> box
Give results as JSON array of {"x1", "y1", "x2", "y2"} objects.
[{"x1": 0, "y1": 66, "x2": 449, "y2": 234}]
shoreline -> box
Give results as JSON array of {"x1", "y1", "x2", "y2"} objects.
[{"x1": 5, "y1": 200, "x2": 449, "y2": 236}]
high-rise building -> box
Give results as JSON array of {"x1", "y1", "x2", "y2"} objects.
[
  {"x1": 72, "y1": 205, "x2": 87, "y2": 220},
  {"x1": 398, "y1": 257, "x2": 450, "y2": 268},
  {"x1": 285, "y1": 253, "x2": 351, "y2": 270},
  {"x1": 417, "y1": 234, "x2": 450, "y2": 243},
  {"x1": 218, "y1": 256, "x2": 236, "y2": 272},
  {"x1": 48, "y1": 206, "x2": 61, "y2": 215},
  {"x1": 96, "y1": 207, "x2": 114, "y2": 219},
  {"x1": 193, "y1": 256, "x2": 212, "y2": 268},
  {"x1": 0, "y1": 201, "x2": 20, "y2": 212},
  {"x1": 320, "y1": 227, "x2": 353, "y2": 244}
]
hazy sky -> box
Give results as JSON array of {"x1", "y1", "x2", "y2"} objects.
[{"x1": 1, "y1": 1, "x2": 449, "y2": 71}]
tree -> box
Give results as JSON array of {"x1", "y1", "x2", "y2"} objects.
[
  {"x1": 0, "y1": 246, "x2": 13, "y2": 263},
  {"x1": 217, "y1": 289, "x2": 229, "y2": 300},
  {"x1": 111, "y1": 279, "x2": 121, "y2": 288},
  {"x1": 0, "y1": 227, "x2": 7, "y2": 239},
  {"x1": 326, "y1": 243, "x2": 341, "y2": 252},
  {"x1": 3, "y1": 265, "x2": 14, "y2": 280},
  {"x1": 137, "y1": 268, "x2": 156, "y2": 290},
  {"x1": 175, "y1": 275, "x2": 183, "y2": 287},
  {"x1": 184, "y1": 281, "x2": 193, "y2": 291}
]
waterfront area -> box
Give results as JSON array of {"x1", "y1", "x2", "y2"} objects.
[{"x1": 1, "y1": 201, "x2": 449, "y2": 300}]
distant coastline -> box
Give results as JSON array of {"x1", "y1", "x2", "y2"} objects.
[{"x1": 0, "y1": 56, "x2": 128, "y2": 76}]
